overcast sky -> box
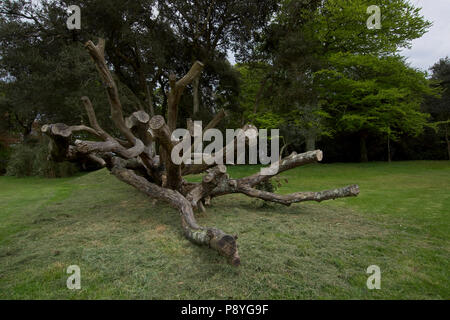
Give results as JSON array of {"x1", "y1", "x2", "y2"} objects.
[{"x1": 400, "y1": 0, "x2": 450, "y2": 72}]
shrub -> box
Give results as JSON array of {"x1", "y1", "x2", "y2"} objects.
[
  {"x1": 253, "y1": 178, "x2": 279, "y2": 208},
  {"x1": 0, "y1": 145, "x2": 12, "y2": 175},
  {"x1": 6, "y1": 139, "x2": 79, "y2": 178},
  {"x1": 255, "y1": 179, "x2": 278, "y2": 193}
]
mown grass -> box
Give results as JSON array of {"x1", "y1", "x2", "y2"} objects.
[{"x1": 0, "y1": 161, "x2": 448, "y2": 299}]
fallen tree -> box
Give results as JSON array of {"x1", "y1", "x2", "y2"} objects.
[{"x1": 43, "y1": 39, "x2": 360, "y2": 266}]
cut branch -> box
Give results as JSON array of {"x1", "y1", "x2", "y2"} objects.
[
  {"x1": 111, "y1": 159, "x2": 240, "y2": 266},
  {"x1": 238, "y1": 150, "x2": 323, "y2": 187},
  {"x1": 150, "y1": 115, "x2": 181, "y2": 189},
  {"x1": 126, "y1": 110, "x2": 154, "y2": 157},
  {"x1": 204, "y1": 108, "x2": 227, "y2": 132},
  {"x1": 41, "y1": 123, "x2": 100, "y2": 139},
  {"x1": 238, "y1": 185, "x2": 360, "y2": 206},
  {"x1": 74, "y1": 138, "x2": 144, "y2": 159},
  {"x1": 81, "y1": 96, "x2": 112, "y2": 141},
  {"x1": 167, "y1": 61, "x2": 204, "y2": 131},
  {"x1": 187, "y1": 165, "x2": 227, "y2": 208},
  {"x1": 85, "y1": 39, "x2": 136, "y2": 144}
]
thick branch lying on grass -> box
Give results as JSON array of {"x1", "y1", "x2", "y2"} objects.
[
  {"x1": 208, "y1": 150, "x2": 358, "y2": 205},
  {"x1": 238, "y1": 150, "x2": 323, "y2": 187},
  {"x1": 111, "y1": 158, "x2": 240, "y2": 266},
  {"x1": 42, "y1": 38, "x2": 360, "y2": 266},
  {"x1": 238, "y1": 184, "x2": 360, "y2": 206},
  {"x1": 186, "y1": 165, "x2": 227, "y2": 209}
]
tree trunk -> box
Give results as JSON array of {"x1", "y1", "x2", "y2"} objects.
[
  {"x1": 387, "y1": 134, "x2": 391, "y2": 163},
  {"x1": 360, "y1": 132, "x2": 368, "y2": 162},
  {"x1": 193, "y1": 76, "x2": 200, "y2": 115},
  {"x1": 445, "y1": 125, "x2": 450, "y2": 160},
  {"x1": 306, "y1": 135, "x2": 316, "y2": 152},
  {"x1": 145, "y1": 83, "x2": 155, "y2": 117}
]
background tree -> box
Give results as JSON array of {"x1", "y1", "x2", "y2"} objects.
[
  {"x1": 253, "y1": 0, "x2": 431, "y2": 156},
  {"x1": 0, "y1": 0, "x2": 119, "y2": 136},
  {"x1": 425, "y1": 57, "x2": 450, "y2": 160},
  {"x1": 315, "y1": 53, "x2": 434, "y2": 162},
  {"x1": 158, "y1": 0, "x2": 278, "y2": 115}
]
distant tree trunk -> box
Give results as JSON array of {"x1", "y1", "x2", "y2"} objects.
[
  {"x1": 360, "y1": 131, "x2": 368, "y2": 162},
  {"x1": 387, "y1": 134, "x2": 391, "y2": 163},
  {"x1": 306, "y1": 135, "x2": 316, "y2": 151},
  {"x1": 253, "y1": 77, "x2": 269, "y2": 114},
  {"x1": 14, "y1": 113, "x2": 34, "y2": 142},
  {"x1": 23, "y1": 126, "x2": 32, "y2": 141},
  {"x1": 145, "y1": 83, "x2": 155, "y2": 117},
  {"x1": 445, "y1": 125, "x2": 450, "y2": 160},
  {"x1": 193, "y1": 76, "x2": 200, "y2": 115}
]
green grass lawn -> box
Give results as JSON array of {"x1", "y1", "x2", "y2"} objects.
[{"x1": 0, "y1": 161, "x2": 448, "y2": 299}]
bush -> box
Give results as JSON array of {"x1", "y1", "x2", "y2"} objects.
[
  {"x1": 255, "y1": 179, "x2": 278, "y2": 193},
  {"x1": 0, "y1": 145, "x2": 12, "y2": 175},
  {"x1": 253, "y1": 178, "x2": 280, "y2": 208},
  {"x1": 6, "y1": 139, "x2": 79, "y2": 178}
]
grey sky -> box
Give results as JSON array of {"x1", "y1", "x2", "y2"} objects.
[{"x1": 400, "y1": 0, "x2": 450, "y2": 72}]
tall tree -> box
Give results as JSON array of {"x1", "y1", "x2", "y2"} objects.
[
  {"x1": 256, "y1": 0, "x2": 431, "y2": 155},
  {"x1": 158, "y1": 0, "x2": 278, "y2": 115},
  {"x1": 0, "y1": 1, "x2": 108, "y2": 139},
  {"x1": 426, "y1": 57, "x2": 450, "y2": 159},
  {"x1": 316, "y1": 54, "x2": 434, "y2": 162}
]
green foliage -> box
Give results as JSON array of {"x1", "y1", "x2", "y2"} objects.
[
  {"x1": 316, "y1": 54, "x2": 435, "y2": 141},
  {"x1": 255, "y1": 179, "x2": 278, "y2": 194},
  {"x1": 0, "y1": 145, "x2": 12, "y2": 175},
  {"x1": 309, "y1": 0, "x2": 431, "y2": 56},
  {"x1": 424, "y1": 57, "x2": 450, "y2": 158},
  {"x1": 6, "y1": 140, "x2": 79, "y2": 178},
  {"x1": 253, "y1": 0, "x2": 432, "y2": 153}
]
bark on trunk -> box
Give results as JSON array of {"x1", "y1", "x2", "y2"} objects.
[
  {"x1": 193, "y1": 76, "x2": 200, "y2": 115},
  {"x1": 306, "y1": 135, "x2": 316, "y2": 152},
  {"x1": 445, "y1": 125, "x2": 450, "y2": 161},
  {"x1": 387, "y1": 134, "x2": 391, "y2": 163},
  {"x1": 360, "y1": 132, "x2": 368, "y2": 162},
  {"x1": 111, "y1": 159, "x2": 240, "y2": 266}
]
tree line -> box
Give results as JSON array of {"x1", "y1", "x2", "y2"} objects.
[{"x1": 0, "y1": 0, "x2": 449, "y2": 176}]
